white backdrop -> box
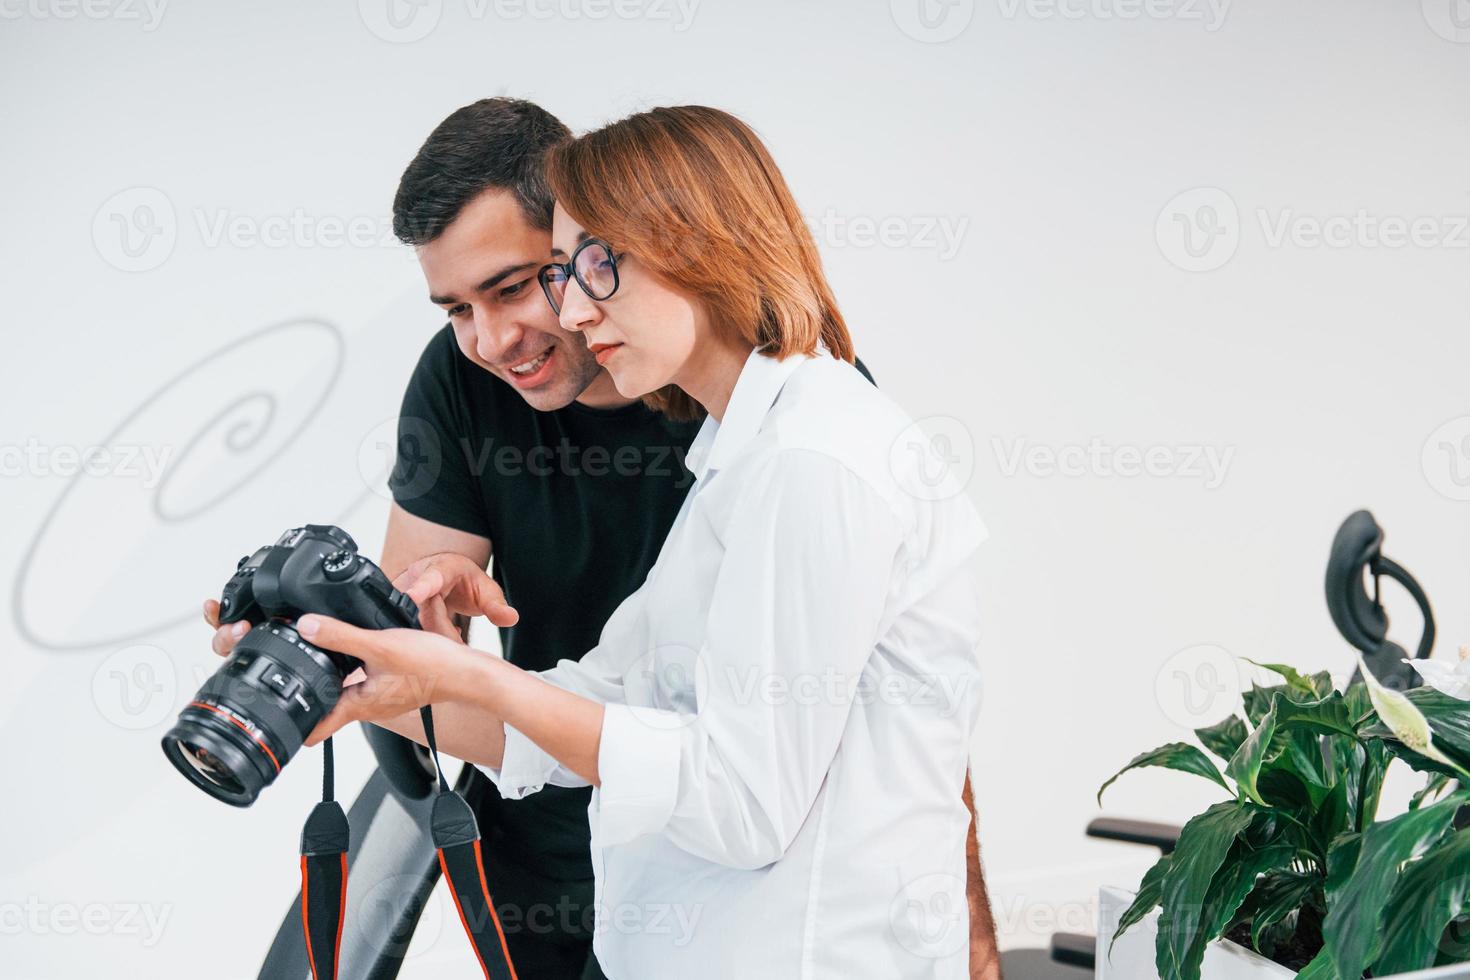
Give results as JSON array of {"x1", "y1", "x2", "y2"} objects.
[{"x1": 3, "y1": 0, "x2": 1469, "y2": 975}]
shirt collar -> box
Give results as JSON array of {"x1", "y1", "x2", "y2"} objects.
[{"x1": 685, "y1": 347, "x2": 812, "y2": 482}]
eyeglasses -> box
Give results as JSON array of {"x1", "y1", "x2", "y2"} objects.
[{"x1": 538, "y1": 238, "x2": 622, "y2": 316}]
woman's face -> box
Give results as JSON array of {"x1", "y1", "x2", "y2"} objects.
[{"x1": 548, "y1": 203, "x2": 704, "y2": 400}]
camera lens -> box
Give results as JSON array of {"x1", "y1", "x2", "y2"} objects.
[
  {"x1": 161, "y1": 622, "x2": 356, "y2": 807},
  {"x1": 172, "y1": 739, "x2": 246, "y2": 796}
]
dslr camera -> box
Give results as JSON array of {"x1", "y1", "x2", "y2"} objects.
[{"x1": 162, "y1": 524, "x2": 420, "y2": 806}]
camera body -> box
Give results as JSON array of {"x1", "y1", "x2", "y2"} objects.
[
  {"x1": 162, "y1": 525, "x2": 421, "y2": 806},
  {"x1": 216, "y1": 524, "x2": 421, "y2": 633}
]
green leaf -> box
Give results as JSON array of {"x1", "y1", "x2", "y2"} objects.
[
  {"x1": 1243, "y1": 659, "x2": 1320, "y2": 699},
  {"x1": 1378, "y1": 737, "x2": 1470, "y2": 782},
  {"x1": 1255, "y1": 766, "x2": 1313, "y2": 810},
  {"x1": 1191, "y1": 841, "x2": 1297, "y2": 971},
  {"x1": 1271, "y1": 691, "x2": 1359, "y2": 739},
  {"x1": 1195, "y1": 715, "x2": 1249, "y2": 764},
  {"x1": 1343, "y1": 681, "x2": 1373, "y2": 727},
  {"x1": 1110, "y1": 852, "x2": 1173, "y2": 949},
  {"x1": 1324, "y1": 831, "x2": 1362, "y2": 905},
  {"x1": 1156, "y1": 801, "x2": 1256, "y2": 980},
  {"x1": 1098, "y1": 742, "x2": 1231, "y2": 806},
  {"x1": 1308, "y1": 779, "x2": 1352, "y2": 858},
  {"x1": 1348, "y1": 739, "x2": 1390, "y2": 829},
  {"x1": 1374, "y1": 828, "x2": 1470, "y2": 975},
  {"x1": 1226, "y1": 692, "x2": 1357, "y2": 806},
  {"x1": 1321, "y1": 793, "x2": 1465, "y2": 979},
  {"x1": 1411, "y1": 772, "x2": 1455, "y2": 810},
  {"x1": 1277, "y1": 728, "x2": 1333, "y2": 809},
  {"x1": 1294, "y1": 945, "x2": 1340, "y2": 980},
  {"x1": 1238, "y1": 869, "x2": 1320, "y2": 952},
  {"x1": 1243, "y1": 684, "x2": 1277, "y2": 726},
  {"x1": 1308, "y1": 670, "x2": 1335, "y2": 698}
]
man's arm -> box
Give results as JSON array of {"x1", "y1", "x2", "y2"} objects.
[{"x1": 966, "y1": 772, "x2": 1003, "y2": 980}]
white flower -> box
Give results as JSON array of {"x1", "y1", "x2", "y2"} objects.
[
  {"x1": 1403, "y1": 645, "x2": 1470, "y2": 701},
  {"x1": 1360, "y1": 655, "x2": 1470, "y2": 781}
]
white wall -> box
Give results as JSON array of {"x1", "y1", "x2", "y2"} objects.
[{"x1": 3, "y1": 0, "x2": 1468, "y2": 974}]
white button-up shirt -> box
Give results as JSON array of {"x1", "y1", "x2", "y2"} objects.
[{"x1": 483, "y1": 349, "x2": 987, "y2": 979}]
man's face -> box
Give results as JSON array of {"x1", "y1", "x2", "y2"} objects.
[{"x1": 417, "y1": 188, "x2": 606, "y2": 411}]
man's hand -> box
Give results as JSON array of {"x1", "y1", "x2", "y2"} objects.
[{"x1": 394, "y1": 551, "x2": 518, "y2": 639}]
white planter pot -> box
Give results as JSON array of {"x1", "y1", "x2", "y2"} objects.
[{"x1": 1096, "y1": 885, "x2": 1470, "y2": 980}]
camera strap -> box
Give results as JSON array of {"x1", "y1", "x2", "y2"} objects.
[
  {"x1": 295, "y1": 713, "x2": 518, "y2": 980},
  {"x1": 299, "y1": 737, "x2": 348, "y2": 980},
  {"x1": 420, "y1": 704, "x2": 519, "y2": 980}
]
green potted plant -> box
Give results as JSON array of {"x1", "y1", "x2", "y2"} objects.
[{"x1": 1096, "y1": 654, "x2": 1470, "y2": 980}]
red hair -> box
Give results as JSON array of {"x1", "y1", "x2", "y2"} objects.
[{"x1": 545, "y1": 106, "x2": 853, "y2": 420}]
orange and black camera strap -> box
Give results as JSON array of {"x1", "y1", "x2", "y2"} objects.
[{"x1": 298, "y1": 709, "x2": 519, "y2": 980}]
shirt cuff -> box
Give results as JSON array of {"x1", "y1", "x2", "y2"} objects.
[
  {"x1": 475, "y1": 720, "x2": 565, "y2": 799},
  {"x1": 591, "y1": 703, "x2": 683, "y2": 847}
]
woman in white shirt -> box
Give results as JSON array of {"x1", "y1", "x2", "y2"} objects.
[{"x1": 297, "y1": 105, "x2": 988, "y2": 979}]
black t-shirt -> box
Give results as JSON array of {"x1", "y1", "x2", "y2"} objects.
[{"x1": 389, "y1": 325, "x2": 702, "y2": 880}]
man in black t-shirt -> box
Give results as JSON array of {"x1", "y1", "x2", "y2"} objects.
[
  {"x1": 386, "y1": 99, "x2": 703, "y2": 979},
  {"x1": 209, "y1": 98, "x2": 999, "y2": 980}
]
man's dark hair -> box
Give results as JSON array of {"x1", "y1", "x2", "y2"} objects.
[{"x1": 392, "y1": 98, "x2": 571, "y2": 245}]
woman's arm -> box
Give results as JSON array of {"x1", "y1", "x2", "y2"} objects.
[
  {"x1": 350, "y1": 698, "x2": 509, "y2": 771},
  {"x1": 296, "y1": 616, "x2": 607, "y2": 783}
]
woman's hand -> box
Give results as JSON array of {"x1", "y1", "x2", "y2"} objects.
[
  {"x1": 296, "y1": 613, "x2": 492, "y2": 746},
  {"x1": 395, "y1": 552, "x2": 519, "y2": 639}
]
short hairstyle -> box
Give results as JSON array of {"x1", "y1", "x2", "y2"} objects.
[
  {"x1": 393, "y1": 97, "x2": 571, "y2": 245},
  {"x1": 545, "y1": 106, "x2": 853, "y2": 421}
]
